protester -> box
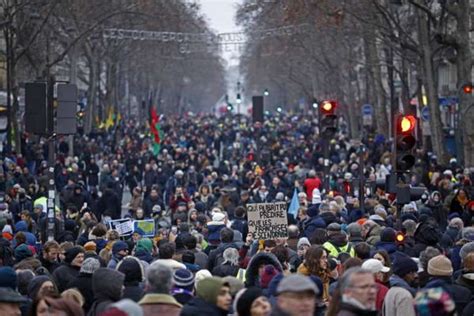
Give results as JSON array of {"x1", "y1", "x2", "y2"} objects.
[
  {"x1": 273, "y1": 274, "x2": 319, "y2": 316},
  {"x1": 139, "y1": 261, "x2": 182, "y2": 316},
  {"x1": 181, "y1": 277, "x2": 232, "y2": 316},
  {"x1": 88, "y1": 267, "x2": 125, "y2": 316}
]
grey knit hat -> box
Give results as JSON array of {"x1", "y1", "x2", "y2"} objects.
[{"x1": 80, "y1": 257, "x2": 101, "y2": 274}]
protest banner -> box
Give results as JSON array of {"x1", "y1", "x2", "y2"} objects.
[
  {"x1": 133, "y1": 219, "x2": 156, "y2": 237},
  {"x1": 108, "y1": 218, "x2": 134, "y2": 236},
  {"x1": 247, "y1": 202, "x2": 288, "y2": 239}
]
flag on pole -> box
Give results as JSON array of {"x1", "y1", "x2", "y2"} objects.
[
  {"x1": 288, "y1": 188, "x2": 300, "y2": 218},
  {"x1": 150, "y1": 107, "x2": 162, "y2": 155}
]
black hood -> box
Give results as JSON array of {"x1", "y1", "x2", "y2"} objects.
[
  {"x1": 415, "y1": 221, "x2": 440, "y2": 246},
  {"x1": 245, "y1": 252, "x2": 282, "y2": 287},
  {"x1": 116, "y1": 256, "x2": 144, "y2": 285}
]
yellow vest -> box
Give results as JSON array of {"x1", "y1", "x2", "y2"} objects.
[{"x1": 322, "y1": 241, "x2": 355, "y2": 257}]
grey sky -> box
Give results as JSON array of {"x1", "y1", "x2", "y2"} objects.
[{"x1": 198, "y1": 0, "x2": 242, "y2": 33}]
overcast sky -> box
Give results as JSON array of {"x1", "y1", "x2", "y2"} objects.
[{"x1": 197, "y1": 0, "x2": 242, "y2": 33}]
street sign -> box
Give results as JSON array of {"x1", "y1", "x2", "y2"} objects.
[
  {"x1": 362, "y1": 104, "x2": 373, "y2": 115},
  {"x1": 421, "y1": 106, "x2": 430, "y2": 121}
]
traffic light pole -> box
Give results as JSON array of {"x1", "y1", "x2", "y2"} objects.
[{"x1": 46, "y1": 75, "x2": 56, "y2": 242}]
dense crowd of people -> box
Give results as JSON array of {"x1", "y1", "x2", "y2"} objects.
[{"x1": 0, "y1": 112, "x2": 473, "y2": 316}]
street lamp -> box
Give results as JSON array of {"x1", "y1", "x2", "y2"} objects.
[
  {"x1": 312, "y1": 98, "x2": 319, "y2": 109},
  {"x1": 264, "y1": 89, "x2": 269, "y2": 96},
  {"x1": 277, "y1": 107, "x2": 282, "y2": 113}
]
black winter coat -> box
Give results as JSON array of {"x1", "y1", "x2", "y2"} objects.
[
  {"x1": 97, "y1": 189, "x2": 121, "y2": 219},
  {"x1": 68, "y1": 273, "x2": 94, "y2": 314},
  {"x1": 180, "y1": 297, "x2": 227, "y2": 316},
  {"x1": 122, "y1": 284, "x2": 144, "y2": 302},
  {"x1": 52, "y1": 264, "x2": 80, "y2": 292}
]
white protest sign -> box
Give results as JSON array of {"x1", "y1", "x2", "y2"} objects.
[
  {"x1": 247, "y1": 202, "x2": 288, "y2": 239},
  {"x1": 108, "y1": 218, "x2": 134, "y2": 236}
]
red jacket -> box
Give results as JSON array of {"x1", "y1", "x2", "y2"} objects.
[
  {"x1": 304, "y1": 177, "x2": 322, "y2": 200},
  {"x1": 376, "y1": 281, "x2": 389, "y2": 311}
]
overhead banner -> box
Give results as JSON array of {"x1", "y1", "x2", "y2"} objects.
[
  {"x1": 133, "y1": 219, "x2": 156, "y2": 237},
  {"x1": 247, "y1": 202, "x2": 288, "y2": 239}
]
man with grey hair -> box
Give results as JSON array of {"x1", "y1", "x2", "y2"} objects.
[
  {"x1": 336, "y1": 267, "x2": 377, "y2": 315},
  {"x1": 402, "y1": 219, "x2": 417, "y2": 248},
  {"x1": 346, "y1": 223, "x2": 364, "y2": 245},
  {"x1": 139, "y1": 261, "x2": 182, "y2": 316}
]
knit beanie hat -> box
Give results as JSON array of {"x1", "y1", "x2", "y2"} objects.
[
  {"x1": 392, "y1": 256, "x2": 419, "y2": 277},
  {"x1": 427, "y1": 255, "x2": 453, "y2": 277},
  {"x1": 0, "y1": 266, "x2": 17, "y2": 289},
  {"x1": 14, "y1": 244, "x2": 32, "y2": 262},
  {"x1": 236, "y1": 287, "x2": 263, "y2": 316},
  {"x1": 259, "y1": 265, "x2": 279, "y2": 289},
  {"x1": 84, "y1": 241, "x2": 97, "y2": 252},
  {"x1": 173, "y1": 268, "x2": 195, "y2": 291},
  {"x1": 414, "y1": 287, "x2": 455, "y2": 316},
  {"x1": 196, "y1": 277, "x2": 228, "y2": 305},
  {"x1": 64, "y1": 246, "x2": 84, "y2": 264},
  {"x1": 380, "y1": 227, "x2": 397, "y2": 242},
  {"x1": 27, "y1": 275, "x2": 53, "y2": 299},
  {"x1": 80, "y1": 257, "x2": 101, "y2": 274},
  {"x1": 297, "y1": 237, "x2": 311, "y2": 249},
  {"x1": 112, "y1": 241, "x2": 129, "y2": 255},
  {"x1": 195, "y1": 269, "x2": 212, "y2": 288},
  {"x1": 136, "y1": 238, "x2": 153, "y2": 253},
  {"x1": 212, "y1": 212, "x2": 226, "y2": 223}
]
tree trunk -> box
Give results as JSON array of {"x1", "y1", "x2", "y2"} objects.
[
  {"x1": 364, "y1": 30, "x2": 389, "y2": 136},
  {"x1": 417, "y1": 10, "x2": 447, "y2": 165},
  {"x1": 85, "y1": 56, "x2": 98, "y2": 134},
  {"x1": 455, "y1": 0, "x2": 474, "y2": 166}
]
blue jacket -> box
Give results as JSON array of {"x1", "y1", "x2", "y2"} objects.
[{"x1": 303, "y1": 216, "x2": 326, "y2": 239}]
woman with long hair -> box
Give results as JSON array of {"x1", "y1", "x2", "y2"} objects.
[{"x1": 297, "y1": 245, "x2": 331, "y2": 303}]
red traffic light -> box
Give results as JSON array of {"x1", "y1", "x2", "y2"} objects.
[
  {"x1": 463, "y1": 83, "x2": 473, "y2": 94},
  {"x1": 320, "y1": 100, "x2": 336, "y2": 114},
  {"x1": 397, "y1": 115, "x2": 416, "y2": 134}
]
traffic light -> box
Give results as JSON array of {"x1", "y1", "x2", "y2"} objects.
[
  {"x1": 395, "y1": 231, "x2": 405, "y2": 250},
  {"x1": 395, "y1": 114, "x2": 417, "y2": 172},
  {"x1": 56, "y1": 83, "x2": 78, "y2": 135},
  {"x1": 320, "y1": 100, "x2": 338, "y2": 138},
  {"x1": 462, "y1": 83, "x2": 473, "y2": 94},
  {"x1": 25, "y1": 82, "x2": 48, "y2": 135}
]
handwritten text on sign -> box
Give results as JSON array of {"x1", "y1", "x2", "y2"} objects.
[{"x1": 247, "y1": 202, "x2": 288, "y2": 239}]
